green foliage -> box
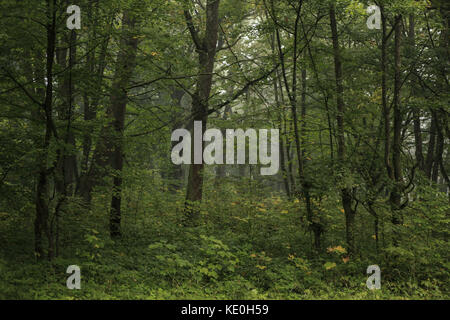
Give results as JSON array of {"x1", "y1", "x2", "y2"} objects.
[
  {"x1": 0, "y1": 178, "x2": 447, "y2": 299},
  {"x1": 0, "y1": 0, "x2": 448, "y2": 301}
]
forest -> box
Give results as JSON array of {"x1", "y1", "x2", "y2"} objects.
[{"x1": 0, "y1": 0, "x2": 448, "y2": 300}]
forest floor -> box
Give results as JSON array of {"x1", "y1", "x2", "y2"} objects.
[{"x1": 0, "y1": 182, "x2": 448, "y2": 300}]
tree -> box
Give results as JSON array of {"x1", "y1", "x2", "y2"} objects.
[
  {"x1": 329, "y1": 1, "x2": 357, "y2": 257},
  {"x1": 183, "y1": 0, "x2": 221, "y2": 225}
]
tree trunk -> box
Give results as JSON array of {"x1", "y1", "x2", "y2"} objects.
[
  {"x1": 78, "y1": 2, "x2": 111, "y2": 200},
  {"x1": 56, "y1": 27, "x2": 78, "y2": 196},
  {"x1": 271, "y1": 33, "x2": 290, "y2": 198},
  {"x1": 183, "y1": 0, "x2": 221, "y2": 225},
  {"x1": 35, "y1": 0, "x2": 57, "y2": 260},
  {"x1": 390, "y1": 15, "x2": 404, "y2": 226},
  {"x1": 330, "y1": 2, "x2": 356, "y2": 257},
  {"x1": 108, "y1": 11, "x2": 139, "y2": 238},
  {"x1": 381, "y1": 5, "x2": 394, "y2": 181},
  {"x1": 273, "y1": 1, "x2": 322, "y2": 252},
  {"x1": 409, "y1": 14, "x2": 425, "y2": 171}
]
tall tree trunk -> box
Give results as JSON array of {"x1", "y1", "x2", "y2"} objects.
[
  {"x1": 183, "y1": 0, "x2": 221, "y2": 225},
  {"x1": 409, "y1": 14, "x2": 425, "y2": 171},
  {"x1": 278, "y1": 69, "x2": 295, "y2": 192},
  {"x1": 300, "y1": 63, "x2": 307, "y2": 159},
  {"x1": 390, "y1": 15, "x2": 404, "y2": 242},
  {"x1": 108, "y1": 11, "x2": 139, "y2": 238},
  {"x1": 35, "y1": 0, "x2": 57, "y2": 260},
  {"x1": 53, "y1": 18, "x2": 78, "y2": 257},
  {"x1": 60, "y1": 31, "x2": 78, "y2": 196},
  {"x1": 330, "y1": 2, "x2": 356, "y2": 257},
  {"x1": 271, "y1": 33, "x2": 290, "y2": 198},
  {"x1": 380, "y1": 5, "x2": 394, "y2": 181},
  {"x1": 78, "y1": 1, "x2": 111, "y2": 200},
  {"x1": 274, "y1": 0, "x2": 321, "y2": 251}
]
